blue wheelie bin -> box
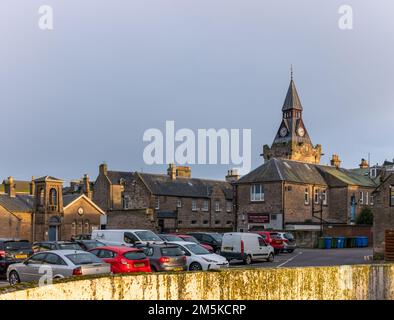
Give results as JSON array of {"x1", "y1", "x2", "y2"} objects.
[
  {"x1": 337, "y1": 236, "x2": 345, "y2": 248},
  {"x1": 324, "y1": 237, "x2": 332, "y2": 249}
]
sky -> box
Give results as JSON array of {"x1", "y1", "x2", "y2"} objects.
[{"x1": 1, "y1": 0, "x2": 393, "y2": 184}]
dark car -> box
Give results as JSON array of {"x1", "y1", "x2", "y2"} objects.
[
  {"x1": 75, "y1": 240, "x2": 106, "y2": 251},
  {"x1": 32, "y1": 241, "x2": 83, "y2": 253},
  {"x1": 71, "y1": 234, "x2": 91, "y2": 241},
  {"x1": 135, "y1": 243, "x2": 187, "y2": 272},
  {"x1": 158, "y1": 234, "x2": 184, "y2": 242},
  {"x1": 187, "y1": 232, "x2": 223, "y2": 254},
  {"x1": 0, "y1": 239, "x2": 33, "y2": 277}
]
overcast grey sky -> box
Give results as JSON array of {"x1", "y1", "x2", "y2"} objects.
[{"x1": 1, "y1": 0, "x2": 393, "y2": 183}]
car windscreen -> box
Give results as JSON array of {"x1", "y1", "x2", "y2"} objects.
[
  {"x1": 59, "y1": 243, "x2": 83, "y2": 250},
  {"x1": 123, "y1": 251, "x2": 147, "y2": 260},
  {"x1": 184, "y1": 244, "x2": 210, "y2": 255},
  {"x1": 183, "y1": 236, "x2": 198, "y2": 244},
  {"x1": 135, "y1": 231, "x2": 162, "y2": 242},
  {"x1": 284, "y1": 233, "x2": 295, "y2": 241},
  {"x1": 3, "y1": 241, "x2": 32, "y2": 250},
  {"x1": 160, "y1": 247, "x2": 184, "y2": 256},
  {"x1": 162, "y1": 235, "x2": 182, "y2": 241},
  {"x1": 66, "y1": 252, "x2": 103, "y2": 265},
  {"x1": 209, "y1": 234, "x2": 223, "y2": 242}
]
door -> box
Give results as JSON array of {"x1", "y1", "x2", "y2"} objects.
[
  {"x1": 257, "y1": 237, "x2": 270, "y2": 260},
  {"x1": 19, "y1": 253, "x2": 47, "y2": 282},
  {"x1": 44, "y1": 253, "x2": 70, "y2": 278},
  {"x1": 48, "y1": 226, "x2": 58, "y2": 241}
]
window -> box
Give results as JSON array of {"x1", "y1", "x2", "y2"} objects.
[
  {"x1": 39, "y1": 188, "x2": 45, "y2": 205},
  {"x1": 250, "y1": 185, "x2": 264, "y2": 201},
  {"x1": 258, "y1": 237, "x2": 267, "y2": 247},
  {"x1": 84, "y1": 220, "x2": 90, "y2": 234},
  {"x1": 390, "y1": 186, "x2": 394, "y2": 207},
  {"x1": 202, "y1": 200, "x2": 209, "y2": 212},
  {"x1": 45, "y1": 253, "x2": 66, "y2": 265},
  {"x1": 271, "y1": 214, "x2": 277, "y2": 221},
  {"x1": 192, "y1": 200, "x2": 197, "y2": 211},
  {"x1": 178, "y1": 220, "x2": 183, "y2": 225},
  {"x1": 124, "y1": 232, "x2": 139, "y2": 244},
  {"x1": 370, "y1": 168, "x2": 377, "y2": 178},
  {"x1": 203, "y1": 220, "x2": 209, "y2": 225},
  {"x1": 360, "y1": 192, "x2": 364, "y2": 205},
  {"x1": 226, "y1": 201, "x2": 232, "y2": 213},
  {"x1": 322, "y1": 190, "x2": 327, "y2": 205},
  {"x1": 215, "y1": 220, "x2": 221, "y2": 225},
  {"x1": 155, "y1": 197, "x2": 160, "y2": 210},
  {"x1": 314, "y1": 189, "x2": 319, "y2": 204},
  {"x1": 28, "y1": 253, "x2": 47, "y2": 265},
  {"x1": 370, "y1": 195, "x2": 374, "y2": 206},
  {"x1": 366, "y1": 192, "x2": 369, "y2": 205},
  {"x1": 98, "y1": 250, "x2": 117, "y2": 259},
  {"x1": 304, "y1": 188, "x2": 309, "y2": 205},
  {"x1": 123, "y1": 195, "x2": 132, "y2": 209},
  {"x1": 191, "y1": 220, "x2": 197, "y2": 225},
  {"x1": 226, "y1": 221, "x2": 232, "y2": 225},
  {"x1": 215, "y1": 201, "x2": 220, "y2": 212},
  {"x1": 49, "y1": 188, "x2": 57, "y2": 206},
  {"x1": 177, "y1": 199, "x2": 182, "y2": 208}
]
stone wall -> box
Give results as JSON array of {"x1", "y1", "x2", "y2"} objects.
[{"x1": 1, "y1": 264, "x2": 394, "y2": 300}]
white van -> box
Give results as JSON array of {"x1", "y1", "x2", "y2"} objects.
[
  {"x1": 91, "y1": 229, "x2": 163, "y2": 246},
  {"x1": 221, "y1": 232, "x2": 275, "y2": 265}
]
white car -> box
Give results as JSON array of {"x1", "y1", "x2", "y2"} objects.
[
  {"x1": 91, "y1": 229, "x2": 164, "y2": 246},
  {"x1": 168, "y1": 241, "x2": 229, "y2": 271}
]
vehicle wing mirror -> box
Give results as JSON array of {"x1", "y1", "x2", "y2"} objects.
[{"x1": 23, "y1": 260, "x2": 30, "y2": 265}]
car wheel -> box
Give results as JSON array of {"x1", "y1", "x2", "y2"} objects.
[
  {"x1": 287, "y1": 249, "x2": 294, "y2": 253},
  {"x1": 243, "y1": 255, "x2": 252, "y2": 265},
  {"x1": 9, "y1": 271, "x2": 20, "y2": 286},
  {"x1": 267, "y1": 253, "x2": 274, "y2": 262},
  {"x1": 274, "y1": 249, "x2": 280, "y2": 255},
  {"x1": 189, "y1": 262, "x2": 203, "y2": 271},
  {"x1": 151, "y1": 266, "x2": 158, "y2": 272}
]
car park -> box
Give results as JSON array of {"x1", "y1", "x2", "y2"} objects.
[
  {"x1": 32, "y1": 241, "x2": 83, "y2": 252},
  {"x1": 136, "y1": 243, "x2": 187, "y2": 272},
  {"x1": 89, "y1": 246, "x2": 151, "y2": 273},
  {"x1": 0, "y1": 239, "x2": 34, "y2": 277},
  {"x1": 7, "y1": 250, "x2": 111, "y2": 285},
  {"x1": 169, "y1": 241, "x2": 229, "y2": 271},
  {"x1": 187, "y1": 232, "x2": 223, "y2": 254},
  {"x1": 71, "y1": 234, "x2": 92, "y2": 241},
  {"x1": 91, "y1": 229, "x2": 163, "y2": 246},
  {"x1": 251, "y1": 231, "x2": 285, "y2": 254},
  {"x1": 273, "y1": 232, "x2": 297, "y2": 253},
  {"x1": 221, "y1": 232, "x2": 275, "y2": 265},
  {"x1": 173, "y1": 234, "x2": 214, "y2": 252},
  {"x1": 75, "y1": 240, "x2": 106, "y2": 251},
  {"x1": 158, "y1": 234, "x2": 184, "y2": 242}
]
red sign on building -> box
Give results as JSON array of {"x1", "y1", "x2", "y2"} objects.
[{"x1": 248, "y1": 213, "x2": 270, "y2": 224}]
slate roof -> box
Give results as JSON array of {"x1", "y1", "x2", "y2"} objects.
[
  {"x1": 137, "y1": 173, "x2": 233, "y2": 200},
  {"x1": 34, "y1": 176, "x2": 63, "y2": 182},
  {"x1": 282, "y1": 79, "x2": 303, "y2": 111},
  {"x1": 0, "y1": 194, "x2": 34, "y2": 212},
  {"x1": 237, "y1": 158, "x2": 378, "y2": 188},
  {"x1": 63, "y1": 194, "x2": 83, "y2": 207},
  {"x1": 106, "y1": 171, "x2": 134, "y2": 185},
  {"x1": 0, "y1": 180, "x2": 31, "y2": 194}
]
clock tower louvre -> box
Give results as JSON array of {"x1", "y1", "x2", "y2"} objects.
[{"x1": 262, "y1": 71, "x2": 322, "y2": 164}]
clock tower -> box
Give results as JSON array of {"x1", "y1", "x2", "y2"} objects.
[{"x1": 262, "y1": 71, "x2": 322, "y2": 164}]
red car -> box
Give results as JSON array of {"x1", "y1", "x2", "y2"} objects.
[
  {"x1": 252, "y1": 231, "x2": 285, "y2": 254},
  {"x1": 172, "y1": 234, "x2": 214, "y2": 252},
  {"x1": 89, "y1": 246, "x2": 151, "y2": 273}
]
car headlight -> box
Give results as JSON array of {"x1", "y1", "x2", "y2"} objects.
[{"x1": 202, "y1": 257, "x2": 217, "y2": 263}]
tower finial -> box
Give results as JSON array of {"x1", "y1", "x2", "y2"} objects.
[{"x1": 290, "y1": 64, "x2": 293, "y2": 80}]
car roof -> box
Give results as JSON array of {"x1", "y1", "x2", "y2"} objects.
[
  {"x1": 94, "y1": 229, "x2": 152, "y2": 232},
  {"x1": 36, "y1": 250, "x2": 87, "y2": 255},
  {"x1": 91, "y1": 246, "x2": 142, "y2": 252},
  {"x1": 167, "y1": 241, "x2": 196, "y2": 246}
]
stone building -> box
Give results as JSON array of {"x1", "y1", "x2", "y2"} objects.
[
  {"x1": 0, "y1": 175, "x2": 105, "y2": 241},
  {"x1": 93, "y1": 163, "x2": 235, "y2": 233},
  {"x1": 236, "y1": 75, "x2": 379, "y2": 233}
]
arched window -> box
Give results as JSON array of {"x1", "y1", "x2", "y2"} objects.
[
  {"x1": 49, "y1": 188, "x2": 57, "y2": 206},
  {"x1": 84, "y1": 220, "x2": 90, "y2": 233},
  {"x1": 39, "y1": 188, "x2": 45, "y2": 205}
]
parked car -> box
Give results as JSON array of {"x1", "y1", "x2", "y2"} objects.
[
  {"x1": 169, "y1": 241, "x2": 229, "y2": 271},
  {"x1": 173, "y1": 234, "x2": 214, "y2": 252},
  {"x1": 158, "y1": 234, "x2": 184, "y2": 242},
  {"x1": 251, "y1": 231, "x2": 285, "y2": 254},
  {"x1": 7, "y1": 250, "x2": 111, "y2": 285},
  {"x1": 135, "y1": 243, "x2": 187, "y2": 272},
  {"x1": 221, "y1": 232, "x2": 275, "y2": 265},
  {"x1": 71, "y1": 234, "x2": 91, "y2": 241},
  {"x1": 89, "y1": 246, "x2": 151, "y2": 273},
  {"x1": 92, "y1": 229, "x2": 163, "y2": 246},
  {"x1": 75, "y1": 240, "x2": 106, "y2": 251},
  {"x1": 274, "y1": 232, "x2": 297, "y2": 253},
  {"x1": 0, "y1": 239, "x2": 34, "y2": 277},
  {"x1": 187, "y1": 232, "x2": 223, "y2": 254},
  {"x1": 32, "y1": 241, "x2": 83, "y2": 252}
]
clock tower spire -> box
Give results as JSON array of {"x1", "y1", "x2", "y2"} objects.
[{"x1": 262, "y1": 71, "x2": 322, "y2": 164}]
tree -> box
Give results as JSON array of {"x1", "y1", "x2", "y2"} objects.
[{"x1": 356, "y1": 207, "x2": 373, "y2": 225}]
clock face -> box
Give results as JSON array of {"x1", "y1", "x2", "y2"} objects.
[
  {"x1": 279, "y1": 127, "x2": 288, "y2": 137},
  {"x1": 78, "y1": 207, "x2": 84, "y2": 216},
  {"x1": 297, "y1": 127, "x2": 305, "y2": 137}
]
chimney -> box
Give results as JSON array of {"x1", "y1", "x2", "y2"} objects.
[
  {"x1": 176, "y1": 166, "x2": 191, "y2": 178},
  {"x1": 226, "y1": 169, "x2": 240, "y2": 183},
  {"x1": 330, "y1": 154, "x2": 341, "y2": 168},
  {"x1": 359, "y1": 158, "x2": 369, "y2": 169},
  {"x1": 99, "y1": 163, "x2": 108, "y2": 176},
  {"x1": 167, "y1": 163, "x2": 177, "y2": 180},
  {"x1": 5, "y1": 176, "x2": 16, "y2": 197},
  {"x1": 30, "y1": 176, "x2": 35, "y2": 196},
  {"x1": 83, "y1": 174, "x2": 92, "y2": 198}
]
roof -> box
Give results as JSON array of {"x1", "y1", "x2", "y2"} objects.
[
  {"x1": 0, "y1": 194, "x2": 34, "y2": 212},
  {"x1": 0, "y1": 180, "x2": 31, "y2": 194},
  {"x1": 34, "y1": 176, "x2": 63, "y2": 183},
  {"x1": 282, "y1": 79, "x2": 303, "y2": 111},
  {"x1": 63, "y1": 194, "x2": 83, "y2": 207},
  {"x1": 106, "y1": 171, "x2": 134, "y2": 185},
  {"x1": 137, "y1": 172, "x2": 233, "y2": 199},
  {"x1": 237, "y1": 158, "x2": 378, "y2": 188}
]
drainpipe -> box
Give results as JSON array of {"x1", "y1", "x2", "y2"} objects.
[{"x1": 282, "y1": 181, "x2": 285, "y2": 230}]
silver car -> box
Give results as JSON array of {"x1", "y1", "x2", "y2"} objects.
[{"x1": 7, "y1": 250, "x2": 111, "y2": 285}]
